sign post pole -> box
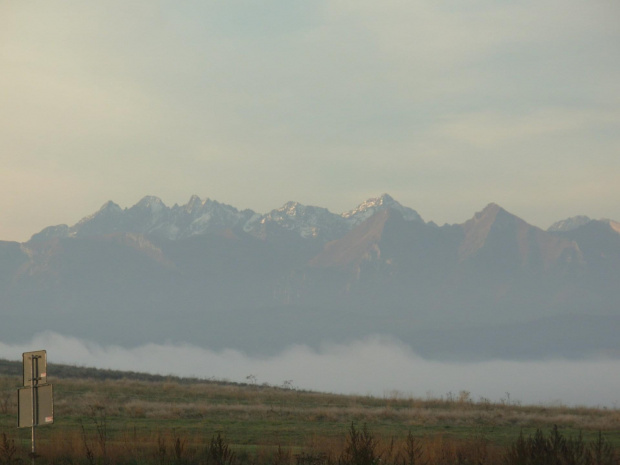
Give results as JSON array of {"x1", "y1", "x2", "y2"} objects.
[
  {"x1": 18, "y1": 350, "x2": 53, "y2": 464},
  {"x1": 30, "y1": 354, "x2": 38, "y2": 465}
]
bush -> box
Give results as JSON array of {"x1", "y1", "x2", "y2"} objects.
[
  {"x1": 0, "y1": 433, "x2": 19, "y2": 465},
  {"x1": 504, "y1": 425, "x2": 617, "y2": 465},
  {"x1": 204, "y1": 432, "x2": 237, "y2": 465},
  {"x1": 339, "y1": 423, "x2": 380, "y2": 465},
  {"x1": 396, "y1": 431, "x2": 424, "y2": 465}
]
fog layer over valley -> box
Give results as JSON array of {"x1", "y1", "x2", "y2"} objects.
[{"x1": 1, "y1": 331, "x2": 619, "y2": 408}]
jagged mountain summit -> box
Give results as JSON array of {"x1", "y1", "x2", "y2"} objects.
[
  {"x1": 31, "y1": 196, "x2": 258, "y2": 242},
  {"x1": 342, "y1": 193, "x2": 423, "y2": 225},
  {"x1": 548, "y1": 215, "x2": 620, "y2": 235},
  {"x1": 242, "y1": 202, "x2": 348, "y2": 242},
  {"x1": 29, "y1": 194, "x2": 422, "y2": 243},
  {"x1": 457, "y1": 203, "x2": 582, "y2": 269}
]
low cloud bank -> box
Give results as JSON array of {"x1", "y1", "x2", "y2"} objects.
[{"x1": 2, "y1": 332, "x2": 619, "y2": 407}]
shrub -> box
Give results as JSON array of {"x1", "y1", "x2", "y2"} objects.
[
  {"x1": 339, "y1": 423, "x2": 380, "y2": 465},
  {"x1": 204, "y1": 433, "x2": 237, "y2": 465},
  {"x1": 0, "y1": 433, "x2": 19, "y2": 465},
  {"x1": 504, "y1": 426, "x2": 617, "y2": 465},
  {"x1": 587, "y1": 431, "x2": 616, "y2": 465},
  {"x1": 397, "y1": 431, "x2": 424, "y2": 465}
]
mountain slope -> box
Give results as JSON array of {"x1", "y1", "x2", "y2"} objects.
[{"x1": 458, "y1": 203, "x2": 582, "y2": 271}]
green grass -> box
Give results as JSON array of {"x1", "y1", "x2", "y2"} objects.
[{"x1": 1, "y1": 359, "x2": 619, "y2": 464}]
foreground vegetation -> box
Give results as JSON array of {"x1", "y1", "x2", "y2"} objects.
[{"x1": 1, "y1": 359, "x2": 618, "y2": 464}]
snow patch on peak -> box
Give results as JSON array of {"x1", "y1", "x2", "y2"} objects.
[
  {"x1": 548, "y1": 216, "x2": 592, "y2": 232},
  {"x1": 592, "y1": 219, "x2": 620, "y2": 235},
  {"x1": 136, "y1": 196, "x2": 166, "y2": 212},
  {"x1": 242, "y1": 213, "x2": 264, "y2": 233},
  {"x1": 252, "y1": 201, "x2": 344, "y2": 239},
  {"x1": 279, "y1": 201, "x2": 302, "y2": 216},
  {"x1": 29, "y1": 224, "x2": 70, "y2": 243},
  {"x1": 184, "y1": 195, "x2": 205, "y2": 213},
  {"x1": 548, "y1": 216, "x2": 620, "y2": 235},
  {"x1": 29, "y1": 193, "x2": 429, "y2": 243},
  {"x1": 275, "y1": 201, "x2": 331, "y2": 218},
  {"x1": 344, "y1": 194, "x2": 392, "y2": 216},
  {"x1": 203, "y1": 198, "x2": 220, "y2": 208},
  {"x1": 343, "y1": 194, "x2": 423, "y2": 225},
  {"x1": 75, "y1": 200, "x2": 124, "y2": 227}
]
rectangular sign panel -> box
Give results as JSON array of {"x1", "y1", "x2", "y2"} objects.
[
  {"x1": 22, "y1": 350, "x2": 47, "y2": 386},
  {"x1": 17, "y1": 384, "x2": 54, "y2": 428}
]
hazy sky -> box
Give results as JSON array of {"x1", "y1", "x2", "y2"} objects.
[{"x1": 1, "y1": 1, "x2": 619, "y2": 242}]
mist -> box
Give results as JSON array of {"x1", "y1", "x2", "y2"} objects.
[{"x1": 2, "y1": 332, "x2": 619, "y2": 408}]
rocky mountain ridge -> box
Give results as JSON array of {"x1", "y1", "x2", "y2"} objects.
[
  {"x1": 2, "y1": 194, "x2": 619, "y2": 360},
  {"x1": 29, "y1": 194, "x2": 420, "y2": 243}
]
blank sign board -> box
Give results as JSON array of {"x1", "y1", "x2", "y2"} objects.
[
  {"x1": 18, "y1": 384, "x2": 54, "y2": 428},
  {"x1": 22, "y1": 350, "x2": 47, "y2": 386}
]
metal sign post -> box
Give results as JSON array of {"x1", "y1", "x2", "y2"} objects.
[
  {"x1": 22, "y1": 350, "x2": 47, "y2": 387},
  {"x1": 18, "y1": 351, "x2": 54, "y2": 465}
]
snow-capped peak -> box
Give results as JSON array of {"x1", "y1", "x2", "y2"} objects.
[
  {"x1": 135, "y1": 195, "x2": 166, "y2": 212},
  {"x1": 548, "y1": 216, "x2": 592, "y2": 232},
  {"x1": 185, "y1": 195, "x2": 205, "y2": 213},
  {"x1": 252, "y1": 201, "x2": 344, "y2": 239},
  {"x1": 274, "y1": 201, "x2": 331, "y2": 218},
  {"x1": 343, "y1": 193, "x2": 394, "y2": 217},
  {"x1": 28, "y1": 194, "x2": 425, "y2": 243},
  {"x1": 343, "y1": 194, "x2": 423, "y2": 225},
  {"x1": 279, "y1": 201, "x2": 303, "y2": 216}
]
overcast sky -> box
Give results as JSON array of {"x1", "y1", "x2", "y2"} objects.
[{"x1": 1, "y1": 1, "x2": 619, "y2": 242}]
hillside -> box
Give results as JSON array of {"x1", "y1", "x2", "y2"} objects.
[{"x1": 1, "y1": 359, "x2": 619, "y2": 465}]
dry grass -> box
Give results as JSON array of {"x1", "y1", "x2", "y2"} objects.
[
  {"x1": 2, "y1": 373, "x2": 620, "y2": 432},
  {"x1": 1, "y1": 367, "x2": 620, "y2": 464}
]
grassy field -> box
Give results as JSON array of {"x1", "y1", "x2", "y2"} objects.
[{"x1": 1, "y1": 359, "x2": 618, "y2": 464}]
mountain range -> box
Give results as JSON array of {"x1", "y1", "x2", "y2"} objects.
[{"x1": 2, "y1": 194, "x2": 619, "y2": 360}]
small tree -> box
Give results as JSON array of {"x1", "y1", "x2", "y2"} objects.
[
  {"x1": 398, "y1": 431, "x2": 425, "y2": 465},
  {"x1": 505, "y1": 426, "x2": 616, "y2": 465},
  {"x1": 0, "y1": 433, "x2": 18, "y2": 465},
  {"x1": 587, "y1": 431, "x2": 616, "y2": 465},
  {"x1": 339, "y1": 423, "x2": 380, "y2": 465},
  {"x1": 205, "y1": 432, "x2": 237, "y2": 465}
]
